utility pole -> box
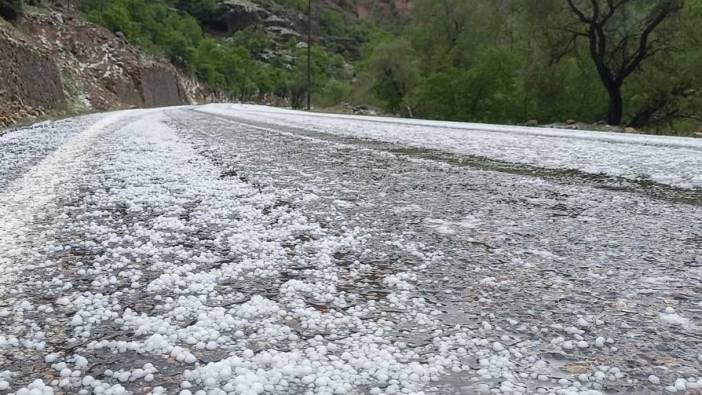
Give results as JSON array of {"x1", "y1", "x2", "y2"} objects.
[{"x1": 306, "y1": 0, "x2": 312, "y2": 111}]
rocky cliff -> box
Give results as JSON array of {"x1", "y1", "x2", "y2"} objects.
[
  {"x1": 0, "y1": 9, "x2": 211, "y2": 127},
  {"x1": 0, "y1": 25, "x2": 65, "y2": 125},
  {"x1": 191, "y1": 0, "x2": 410, "y2": 62},
  {"x1": 201, "y1": 0, "x2": 411, "y2": 44}
]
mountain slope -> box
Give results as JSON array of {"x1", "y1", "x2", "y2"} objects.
[
  {"x1": 0, "y1": 6, "x2": 212, "y2": 127},
  {"x1": 0, "y1": 0, "x2": 409, "y2": 127}
]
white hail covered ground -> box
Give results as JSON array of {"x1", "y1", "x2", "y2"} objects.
[
  {"x1": 199, "y1": 104, "x2": 702, "y2": 190},
  {"x1": 0, "y1": 106, "x2": 700, "y2": 395}
]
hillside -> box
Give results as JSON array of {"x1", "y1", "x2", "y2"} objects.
[
  {"x1": 0, "y1": 4, "x2": 217, "y2": 127},
  {"x1": 0, "y1": 0, "x2": 399, "y2": 127},
  {"x1": 1, "y1": 0, "x2": 700, "y2": 135}
]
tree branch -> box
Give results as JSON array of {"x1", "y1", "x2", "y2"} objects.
[
  {"x1": 566, "y1": 0, "x2": 592, "y2": 23},
  {"x1": 619, "y1": 1, "x2": 683, "y2": 81}
]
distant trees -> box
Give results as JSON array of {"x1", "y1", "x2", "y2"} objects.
[
  {"x1": 78, "y1": 0, "x2": 348, "y2": 106},
  {"x1": 14, "y1": 0, "x2": 696, "y2": 133},
  {"x1": 355, "y1": 0, "x2": 702, "y2": 134},
  {"x1": 368, "y1": 39, "x2": 417, "y2": 114},
  {"x1": 559, "y1": 0, "x2": 685, "y2": 125}
]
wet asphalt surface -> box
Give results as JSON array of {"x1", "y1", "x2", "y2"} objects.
[
  {"x1": 173, "y1": 110, "x2": 702, "y2": 392},
  {"x1": 0, "y1": 107, "x2": 701, "y2": 394}
]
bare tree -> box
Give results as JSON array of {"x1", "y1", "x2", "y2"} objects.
[{"x1": 559, "y1": 0, "x2": 684, "y2": 125}]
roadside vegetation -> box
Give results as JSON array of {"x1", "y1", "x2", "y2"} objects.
[
  {"x1": 359, "y1": 0, "x2": 702, "y2": 134},
  {"x1": 76, "y1": 0, "x2": 350, "y2": 107},
  {"x1": 1, "y1": 0, "x2": 701, "y2": 135}
]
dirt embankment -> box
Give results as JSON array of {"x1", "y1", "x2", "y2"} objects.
[
  {"x1": 0, "y1": 26, "x2": 65, "y2": 125},
  {"x1": 0, "y1": 10, "x2": 214, "y2": 127}
]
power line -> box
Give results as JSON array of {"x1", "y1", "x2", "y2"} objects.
[{"x1": 306, "y1": 0, "x2": 312, "y2": 111}]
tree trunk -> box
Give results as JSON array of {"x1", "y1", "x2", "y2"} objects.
[{"x1": 606, "y1": 86, "x2": 624, "y2": 126}]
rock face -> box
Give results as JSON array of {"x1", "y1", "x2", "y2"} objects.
[
  {"x1": 0, "y1": 28, "x2": 66, "y2": 125},
  {"x1": 142, "y1": 65, "x2": 190, "y2": 107},
  {"x1": 0, "y1": 0, "x2": 411, "y2": 128},
  {"x1": 0, "y1": 10, "x2": 206, "y2": 127},
  {"x1": 203, "y1": 0, "x2": 300, "y2": 42},
  {"x1": 203, "y1": 0, "x2": 268, "y2": 35},
  {"x1": 202, "y1": 0, "x2": 410, "y2": 44}
]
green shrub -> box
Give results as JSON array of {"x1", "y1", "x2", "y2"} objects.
[
  {"x1": 318, "y1": 79, "x2": 351, "y2": 107},
  {"x1": 367, "y1": 39, "x2": 417, "y2": 114},
  {"x1": 79, "y1": 0, "x2": 364, "y2": 107}
]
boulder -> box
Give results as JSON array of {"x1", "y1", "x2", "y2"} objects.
[
  {"x1": 202, "y1": 0, "x2": 271, "y2": 36},
  {"x1": 526, "y1": 120, "x2": 539, "y2": 127}
]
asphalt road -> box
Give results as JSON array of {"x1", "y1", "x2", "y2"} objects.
[{"x1": 0, "y1": 106, "x2": 701, "y2": 395}]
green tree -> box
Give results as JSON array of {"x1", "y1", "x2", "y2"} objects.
[
  {"x1": 559, "y1": 0, "x2": 686, "y2": 125},
  {"x1": 318, "y1": 79, "x2": 351, "y2": 107},
  {"x1": 368, "y1": 39, "x2": 418, "y2": 114},
  {"x1": 623, "y1": 0, "x2": 702, "y2": 131}
]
